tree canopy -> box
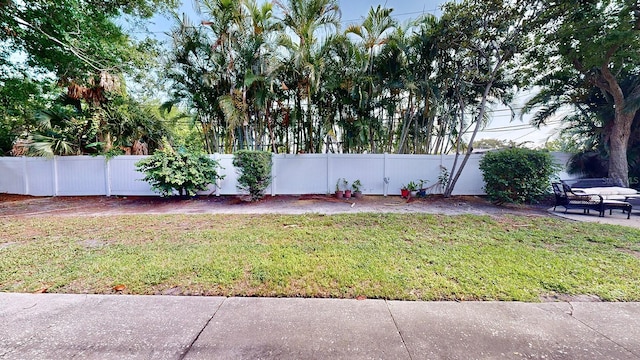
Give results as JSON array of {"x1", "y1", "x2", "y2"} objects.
[
  {"x1": 525, "y1": 0, "x2": 640, "y2": 186},
  {"x1": 1, "y1": 0, "x2": 179, "y2": 155},
  {"x1": 2, "y1": 0, "x2": 639, "y2": 191}
]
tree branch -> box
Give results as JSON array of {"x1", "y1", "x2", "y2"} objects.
[
  {"x1": 12, "y1": 13, "x2": 111, "y2": 73},
  {"x1": 599, "y1": 44, "x2": 625, "y2": 105}
]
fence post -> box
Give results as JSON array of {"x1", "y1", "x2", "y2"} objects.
[
  {"x1": 53, "y1": 156, "x2": 59, "y2": 196},
  {"x1": 22, "y1": 156, "x2": 29, "y2": 195},
  {"x1": 214, "y1": 153, "x2": 220, "y2": 196},
  {"x1": 326, "y1": 153, "x2": 331, "y2": 195},
  {"x1": 271, "y1": 153, "x2": 276, "y2": 196},
  {"x1": 105, "y1": 156, "x2": 111, "y2": 197},
  {"x1": 383, "y1": 152, "x2": 388, "y2": 196}
]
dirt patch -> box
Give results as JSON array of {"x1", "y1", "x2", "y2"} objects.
[
  {"x1": 0, "y1": 193, "x2": 550, "y2": 218},
  {"x1": 617, "y1": 248, "x2": 640, "y2": 259}
]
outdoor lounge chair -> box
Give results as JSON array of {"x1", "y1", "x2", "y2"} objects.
[
  {"x1": 552, "y1": 182, "x2": 601, "y2": 215},
  {"x1": 552, "y1": 182, "x2": 632, "y2": 219}
]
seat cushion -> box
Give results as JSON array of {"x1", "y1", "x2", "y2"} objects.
[{"x1": 572, "y1": 187, "x2": 639, "y2": 196}]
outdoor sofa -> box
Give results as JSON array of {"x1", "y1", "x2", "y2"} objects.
[
  {"x1": 561, "y1": 178, "x2": 640, "y2": 201},
  {"x1": 553, "y1": 179, "x2": 635, "y2": 219}
]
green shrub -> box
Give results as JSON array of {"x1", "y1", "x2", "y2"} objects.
[
  {"x1": 479, "y1": 148, "x2": 560, "y2": 204},
  {"x1": 233, "y1": 150, "x2": 272, "y2": 201},
  {"x1": 135, "y1": 145, "x2": 223, "y2": 197}
]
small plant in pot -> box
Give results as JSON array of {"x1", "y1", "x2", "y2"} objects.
[
  {"x1": 406, "y1": 181, "x2": 418, "y2": 198},
  {"x1": 335, "y1": 178, "x2": 344, "y2": 199},
  {"x1": 400, "y1": 184, "x2": 410, "y2": 199},
  {"x1": 352, "y1": 179, "x2": 363, "y2": 198},
  {"x1": 343, "y1": 178, "x2": 352, "y2": 199},
  {"x1": 416, "y1": 179, "x2": 429, "y2": 197}
]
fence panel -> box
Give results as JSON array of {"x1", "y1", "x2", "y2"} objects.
[
  {"x1": 442, "y1": 154, "x2": 486, "y2": 195},
  {"x1": 273, "y1": 154, "x2": 328, "y2": 194},
  {"x1": 0, "y1": 152, "x2": 577, "y2": 197},
  {"x1": 215, "y1": 155, "x2": 239, "y2": 195},
  {"x1": 55, "y1": 156, "x2": 106, "y2": 196},
  {"x1": 0, "y1": 157, "x2": 26, "y2": 195},
  {"x1": 552, "y1": 152, "x2": 574, "y2": 180},
  {"x1": 384, "y1": 155, "x2": 446, "y2": 195},
  {"x1": 329, "y1": 154, "x2": 385, "y2": 195},
  {"x1": 25, "y1": 157, "x2": 55, "y2": 196},
  {"x1": 109, "y1": 156, "x2": 156, "y2": 196}
]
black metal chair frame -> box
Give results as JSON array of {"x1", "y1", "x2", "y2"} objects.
[
  {"x1": 552, "y1": 182, "x2": 632, "y2": 219},
  {"x1": 601, "y1": 201, "x2": 632, "y2": 219},
  {"x1": 552, "y1": 182, "x2": 602, "y2": 215}
]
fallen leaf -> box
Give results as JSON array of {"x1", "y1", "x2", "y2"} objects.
[
  {"x1": 33, "y1": 287, "x2": 48, "y2": 294},
  {"x1": 356, "y1": 295, "x2": 366, "y2": 301},
  {"x1": 113, "y1": 284, "x2": 126, "y2": 292}
]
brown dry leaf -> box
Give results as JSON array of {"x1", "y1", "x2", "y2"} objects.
[
  {"x1": 356, "y1": 295, "x2": 366, "y2": 301},
  {"x1": 33, "y1": 287, "x2": 48, "y2": 294},
  {"x1": 113, "y1": 284, "x2": 126, "y2": 292}
]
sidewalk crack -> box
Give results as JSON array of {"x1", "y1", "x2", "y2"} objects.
[
  {"x1": 565, "y1": 302, "x2": 639, "y2": 358},
  {"x1": 178, "y1": 297, "x2": 227, "y2": 360},
  {"x1": 385, "y1": 300, "x2": 413, "y2": 360}
]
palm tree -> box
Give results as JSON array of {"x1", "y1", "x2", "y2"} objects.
[
  {"x1": 166, "y1": 13, "x2": 227, "y2": 153},
  {"x1": 240, "y1": 0, "x2": 282, "y2": 151},
  {"x1": 275, "y1": 0, "x2": 340, "y2": 153},
  {"x1": 345, "y1": 5, "x2": 396, "y2": 153}
]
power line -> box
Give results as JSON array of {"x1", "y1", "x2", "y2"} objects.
[
  {"x1": 341, "y1": 9, "x2": 441, "y2": 24},
  {"x1": 478, "y1": 120, "x2": 561, "y2": 133}
]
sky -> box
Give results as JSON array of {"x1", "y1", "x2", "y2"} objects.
[{"x1": 141, "y1": 0, "x2": 559, "y2": 148}]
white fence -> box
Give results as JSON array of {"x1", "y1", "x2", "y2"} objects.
[{"x1": 0, "y1": 153, "x2": 574, "y2": 197}]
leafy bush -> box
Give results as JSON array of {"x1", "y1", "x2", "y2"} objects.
[
  {"x1": 233, "y1": 150, "x2": 272, "y2": 201},
  {"x1": 135, "y1": 145, "x2": 223, "y2": 197},
  {"x1": 479, "y1": 148, "x2": 560, "y2": 204}
]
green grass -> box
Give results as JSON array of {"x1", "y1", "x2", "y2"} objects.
[{"x1": 1, "y1": 214, "x2": 639, "y2": 301}]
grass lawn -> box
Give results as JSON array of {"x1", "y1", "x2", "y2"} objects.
[{"x1": 1, "y1": 213, "x2": 639, "y2": 301}]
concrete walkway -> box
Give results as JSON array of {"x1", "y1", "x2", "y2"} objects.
[
  {"x1": 1, "y1": 293, "x2": 639, "y2": 359},
  {"x1": 549, "y1": 207, "x2": 640, "y2": 229}
]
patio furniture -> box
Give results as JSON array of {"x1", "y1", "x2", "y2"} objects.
[
  {"x1": 552, "y1": 182, "x2": 633, "y2": 219},
  {"x1": 552, "y1": 182, "x2": 602, "y2": 215},
  {"x1": 562, "y1": 178, "x2": 639, "y2": 201},
  {"x1": 625, "y1": 196, "x2": 640, "y2": 213},
  {"x1": 562, "y1": 178, "x2": 622, "y2": 188},
  {"x1": 601, "y1": 200, "x2": 632, "y2": 219}
]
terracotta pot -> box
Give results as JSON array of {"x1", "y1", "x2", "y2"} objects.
[
  {"x1": 344, "y1": 190, "x2": 352, "y2": 199},
  {"x1": 353, "y1": 191, "x2": 363, "y2": 199},
  {"x1": 335, "y1": 190, "x2": 344, "y2": 199}
]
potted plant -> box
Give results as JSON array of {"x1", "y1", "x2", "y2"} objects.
[
  {"x1": 400, "y1": 184, "x2": 410, "y2": 199},
  {"x1": 417, "y1": 179, "x2": 429, "y2": 197},
  {"x1": 352, "y1": 179, "x2": 363, "y2": 198},
  {"x1": 406, "y1": 181, "x2": 418, "y2": 198},
  {"x1": 343, "y1": 178, "x2": 352, "y2": 198},
  {"x1": 335, "y1": 178, "x2": 344, "y2": 199}
]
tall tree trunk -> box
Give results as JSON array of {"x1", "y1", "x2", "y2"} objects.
[
  {"x1": 306, "y1": 88, "x2": 314, "y2": 153},
  {"x1": 609, "y1": 110, "x2": 633, "y2": 187},
  {"x1": 598, "y1": 64, "x2": 634, "y2": 187},
  {"x1": 397, "y1": 95, "x2": 414, "y2": 154},
  {"x1": 445, "y1": 79, "x2": 494, "y2": 197}
]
